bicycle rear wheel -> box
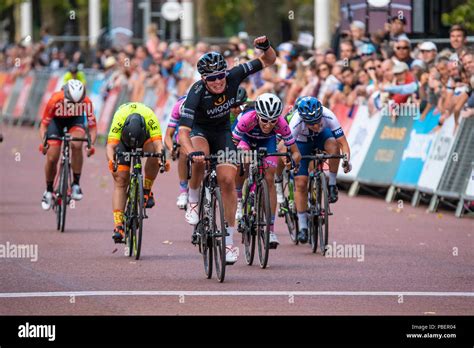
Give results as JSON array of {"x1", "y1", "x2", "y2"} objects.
[
  {"x1": 133, "y1": 174, "x2": 144, "y2": 260},
  {"x1": 318, "y1": 172, "x2": 329, "y2": 255},
  {"x1": 59, "y1": 160, "x2": 69, "y2": 233},
  {"x1": 256, "y1": 180, "x2": 271, "y2": 269},
  {"x1": 212, "y1": 187, "x2": 226, "y2": 282},
  {"x1": 242, "y1": 179, "x2": 256, "y2": 265}
]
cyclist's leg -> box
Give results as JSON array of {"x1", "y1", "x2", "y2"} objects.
[
  {"x1": 185, "y1": 128, "x2": 209, "y2": 224},
  {"x1": 44, "y1": 119, "x2": 62, "y2": 191},
  {"x1": 142, "y1": 138, "x2": 160, "y2": 207},
  {"x1": 214, "y1": 130, "x2": 238, "y2": 249},
  {"x1": 260, "y1": 137, "x2": 278, "y2": 232},
  {"x1": 235, "y1": 137, "x2": 251, "y2": 202},
  {"x1": 316, "y1": 129, "x2": 338, "y2": 202},
  {"x1": 110, "y1": 142, "x2": 130, "y2": 240},
  {"x1": 68, "y1": 117, "x2": 86, "y2": 199},
  {"x1": 294, "y1": 141, "x2": 312, "y2": 242},
  {"x1": 177, "y1": 134, "x2": 188, "y2": 193},
  {"x1": 294, "y1": 140, "x2": 312, "y2": 215}
]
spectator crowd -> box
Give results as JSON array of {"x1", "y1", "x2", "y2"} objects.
[{"x1": 1, "y1": 19, "x2": 473, "y2": 126}]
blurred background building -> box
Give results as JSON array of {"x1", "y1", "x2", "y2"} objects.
[{"x1": 1, "y1": 0, "x2": 473, "y2": 53}]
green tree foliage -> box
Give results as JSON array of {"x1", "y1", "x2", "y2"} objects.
[{"x1": 442, "y1": 0, "x2": 474, "y2": 32}]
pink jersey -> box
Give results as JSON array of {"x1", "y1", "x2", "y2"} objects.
[
  {"x1": 232, "y1": 110, "x2": 295, "y2": 147},
  {"x1": 167, "y1": 96, "x2": 186, "y2": 129}
]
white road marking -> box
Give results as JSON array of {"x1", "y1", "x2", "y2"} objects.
[{"x1": 0, "y1": 291, "x2": 473, "y2": 298}]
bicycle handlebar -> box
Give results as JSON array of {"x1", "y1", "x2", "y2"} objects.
[
  {"x1": 114, "y1": 149, "x2": 167, "y2": 173},
  {"x1": 301, "y1": 153, "x2": 347, "y2": 161}
]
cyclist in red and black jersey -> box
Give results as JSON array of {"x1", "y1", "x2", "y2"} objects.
[{"x1": 178, "y1": 36, "x2": 276, "y2": 264}]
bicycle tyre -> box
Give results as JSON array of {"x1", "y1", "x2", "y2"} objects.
[
  {"x1": 212, "y1": 187, "x2": 226, "y2": 282},
  {"x1": 310, "y1": 175, "x2": 320, "y2": 253},
  {"x1": 199, "y1": 184, "x2": 213, "y2": 279},
  {"x1": 283, "y1": 173, "x2": 298, "y2": 244},
  {"x1": 59, "y1": 160, "x2": 69, "y2": 233},
  {"x1": 134, "y1": 173, "x2": 144, "y2": 260},
  {"x1": 242, "y1": 179, "x2": 255, "y2": 265},
  {"x1": 256, "y1": 179, "x2": 271, "y2": 269},
  {"x1": 128, "y1": 179, "x2": 137, "y2": 258},
  {"x1": 319, "y1": 171, "x2": 329, "y2": 255}
]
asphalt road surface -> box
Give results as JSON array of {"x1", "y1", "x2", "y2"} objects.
[{"x1": 1, "y1": 126, "x2": 473, "y2": 315}]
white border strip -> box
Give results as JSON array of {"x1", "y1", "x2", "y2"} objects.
[{"x1": 0, "y1": 291, "x2": 473, "y2": 298}]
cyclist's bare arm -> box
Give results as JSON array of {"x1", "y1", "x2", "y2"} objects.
[
  {"x1": 254, "y1": 36, "x2": 276, "y2": 68},
  {"x1": 106, "y1": 142, "x2": 118, "y2": 163},
  {"x1": 336, "y1": 135, "x2": 351, "y2": 163},
  {"x1": 164, "y1": 127, "x2": 175, "y2": 151},
  {"x1": 89, "y1": 126, "x2": 97, "y2": 145},
  {"x1": 178, "y1": 126, "x2": 194, "y2": 156}
]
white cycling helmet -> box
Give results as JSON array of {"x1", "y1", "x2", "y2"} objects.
[
  {"x1": 64, "y1": 79, "x2": 85, "y2": 102},
  {"x1": 255, "y1": 93, "x2": 283, "y2": 120}
]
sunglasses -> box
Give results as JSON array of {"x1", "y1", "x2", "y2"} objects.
[
  {"x1": 396, "y1": 46, "x2": 410, "y2": 50},
  {"x1": 204, "y1": 71, "x2": 226, "y2": 81},
  {"x1": 365, "y1": 67, "x2": 376, "y2": 72},
  {"x1": 259, "y1": 117, "x2": 278, "y2": 124}
]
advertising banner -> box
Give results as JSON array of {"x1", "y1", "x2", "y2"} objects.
[
  {"x1": 393, "y1": 109, "x2": 440, "y2": 188},
  {"x1": 357, "y1": 112, "x2": 414, "y2": 186},
  {"x1": 337, "y1": 105, "x2": 382, "y2": 181},
  {"x1": 417, "y1": 115, "x2": 457, "y2": 193}
]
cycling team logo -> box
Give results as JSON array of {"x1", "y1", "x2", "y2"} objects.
[{"x1": 214, "y1": 96, "x2": 227, "y2": 106}]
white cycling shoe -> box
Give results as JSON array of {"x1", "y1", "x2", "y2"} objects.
[
  {"x1": 185, "y1": 203, "x2": 199, "y2": 225},
  {"x1": 41, "y1": 191, "x2": 53, "y2": 211},
  {"x1": 269, "y1": 232, "x2": 280, "y2": 248},
  {"x1": 71, "y1": 184, "x2": 83, "y2": 201},
  {"x1": 176, "y1": 192, "x2": 188, "y2": 210},
  {"x1": 225, "y1": 245, "x2": 239, "y2": 265}
]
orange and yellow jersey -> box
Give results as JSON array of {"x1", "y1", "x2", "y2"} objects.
[{"x1": 41, "y1": 90, "x2": 96, "y2": 128}]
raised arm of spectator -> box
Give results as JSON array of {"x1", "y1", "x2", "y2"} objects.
[{"x1": 382, "y1": 81, "x2": 418, "y2": 95}]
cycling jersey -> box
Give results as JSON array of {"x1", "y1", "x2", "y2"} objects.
[
  {"x1": 63, "y1": 71, "x2": 87, "y2": 85},
  {"x1": 179, "y1": 59, "x2": 263, "y2": 130},
  {"x1": 167, "y1": 95, "x2": 187, "y2": 129},
  {"x1": 232, "y1": 110, "x2": 295, "y2": 147},
  {"x1": 289, "y1": 106, "x2": 344, "y2": 142},
  {"x1": 107, "y1": 102, "x2": 162, "y2": 145},
  {"x1": 41, "y1": 90, "x2": 96, "y2": 129}
]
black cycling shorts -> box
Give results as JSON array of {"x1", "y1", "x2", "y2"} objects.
[
  {"x1": 46, "y1": 117, "x2": 85, "y2": 145},
  {"x1": 190, "y1": 124, "x2": 237, "y2": 164}
]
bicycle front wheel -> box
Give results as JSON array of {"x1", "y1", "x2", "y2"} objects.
[
  {"x1": 242, "y1": 179, "x2": 255, "y2": 265},
  {"x1": 133, "y1": 174, "x2": 144, "y2": 260},
  {"x1": 318, "y1": 171, "x2": 329, "y2": 255},
  {"x1": 212, "y1": 187, "x2": 226, "y2": 283},
  {"x1": 310, "y1": 175, "x2": 320, "y2": 254},
  {"x1": 256, "y1": 180, "x2": 271, "y2": 269},
  {"x1": 199, "y1": 185, "x2": 213, "y2": 279},
  {"x1": 59, "y1": 161, "x2": 69, "y2": 233}
]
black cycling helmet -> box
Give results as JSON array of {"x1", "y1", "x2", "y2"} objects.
[
  {"x1": 197, "y1": 52, "x2": 227, "y2": 75},
  {"x1": 68, "y1": 64, "x2": 78, "y2": 74},
  {"x1": 234, "y1": 86, "x2": 248, "y2": 106},
  {"x1": 121, "y1": 113, "x2": 147, "y2": 148}
]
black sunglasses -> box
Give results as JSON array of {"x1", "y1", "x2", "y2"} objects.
[{"x1": 204, "y1": 71, "x2": 226, "y2": 81}]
